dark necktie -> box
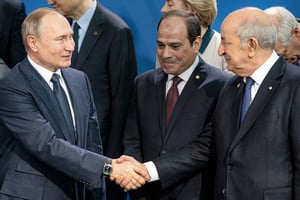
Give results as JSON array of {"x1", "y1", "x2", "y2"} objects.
[
  {"x1": 72, "y1": 22, "x2": 80, "y2": 63},
  {"x1": 240, "y1": 77, "x2": 254, "y2": 122},
  {"x1": 166, "y1": 76, "x2": 182, "y2": 126},
  {"x1": 51, "y1": 74, "x2": 75, "y2": 135}
]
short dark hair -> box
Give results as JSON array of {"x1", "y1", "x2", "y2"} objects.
[{"x1": 157, "y1": 10, "x2": 201, "y2": 45}]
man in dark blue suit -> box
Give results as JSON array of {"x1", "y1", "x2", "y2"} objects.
[
  {"x1": 0, "y1": 0, "x2": 26, "y2": 68},
  {"x1": 122, "y1": 10, "x2": 230, "y2": 200},
  {"x1": 0, "y1": 8, "x2": 147, "y2": 200},
  {"x1": 47, "y1": 1, "x2": 138, "y2": 198}
]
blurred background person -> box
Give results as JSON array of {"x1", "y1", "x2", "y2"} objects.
[
  {"x1": 286, "y1": 17, "x2": 300, "y2": 66},
  {"x1": 158, "y1": 0, "x2": 227, "y2": 71},
  {"x1": 47, "y1": 0, "x2": 138, "y2": 199},
  {"x1": 264, "y1": 6, "x2": 299, "y2": 63},
  {"x1": 0, "y1": 0, "x2": 27, "y2": 68}
]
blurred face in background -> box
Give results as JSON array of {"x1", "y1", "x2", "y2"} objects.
[
  {"x1": 286, "y1": 25, "x2": 300, "y2": 64},
  {"x1": 47, "y1": 0, "x2": 85, "y2": 20}
]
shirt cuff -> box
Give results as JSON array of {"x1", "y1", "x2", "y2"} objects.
[{"x1": 144, "y1": 161, "x2": 159, "y2": 182}]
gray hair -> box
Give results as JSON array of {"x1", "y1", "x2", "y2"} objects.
[
  {"x1": 264, "y1": 6, "x2": 298, "y2": 46},
  {"x1": 235, "y1": 8, "x2": 277, "y2": 50}
]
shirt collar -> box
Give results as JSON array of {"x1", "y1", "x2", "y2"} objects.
[
  {"x1": 73, "y1": 0, "x2": 97, "y2": 33},
  {"x1": 248, "y1": 51, "x2": 279, "y2": 85},
  {"x1": 28, "y1": 55, "x2": 62, "y2": 85}
]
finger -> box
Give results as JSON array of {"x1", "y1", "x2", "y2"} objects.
[
  {"x1": 123, "y1": 181, "x2": 138, "y2": 191},
  {"x1": 114, "y1": 175, "x2": 125, "y2": 185}
]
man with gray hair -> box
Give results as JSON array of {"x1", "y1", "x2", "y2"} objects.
[
  {"x1": 264, "y1": 6, "x2": 299, "y2": 61},
  {"x1": 286, "y1": 17, "x2": 300, "y2": 66}
]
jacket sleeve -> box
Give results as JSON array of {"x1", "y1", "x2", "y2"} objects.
[{"x1": 153, "y1": 121, "x2": 214, "y2": 189}]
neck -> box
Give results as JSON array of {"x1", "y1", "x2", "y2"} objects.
[
  {"x1": 201, "y1": 26, "x2": 208, "y2": 37},
  {"x1": 72, "y1": 0, "x2": 94, "y2": 20}
]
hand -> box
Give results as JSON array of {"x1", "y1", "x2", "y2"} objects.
[{"x1": 110, "y1": 155, "x2": 150, "y2": 191}]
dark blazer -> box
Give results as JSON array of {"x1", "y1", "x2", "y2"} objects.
[
  {"x1": 0, "y1": 0, "x2": 26, "y2": 68},
  {"x1": 153, "y1": 57, "x2": 300, "y2": 200},
  {"x1": 0, "y1": 58, "x2": 107, "y2": 200},
  {"x1": 71, "y1": 3, "x2": 137, "y2": 159},
  {"x1": 123, "y1": 57, "x2": 231, "y2": 200}
]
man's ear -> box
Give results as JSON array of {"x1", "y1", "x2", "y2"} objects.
[
  {"x1": 248, "y1": 37, "x2": 258, "y2": 58},
  {"x1": 193, "y1": 36, "x2": 202, "y2": 52},
  {"x1": 27, "y1": 35, "x2": 38, "y2": 52},
  {"x1": 292, "y1": 26, "x2": 300, "y2": 38}
]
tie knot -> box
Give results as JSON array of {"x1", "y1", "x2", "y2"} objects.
[
  {"x1": 172, "y1": 76, "x2": 182, "y2": 87},
  {"x1": 51, "y1": 73, "x2": 60, "y2": 84},
  {"x1": 245, "y1": 77, "x2": 254, "y2": 88},
  {"x1": 73, "y1": 22, "x2": 80, "y2": 31}
]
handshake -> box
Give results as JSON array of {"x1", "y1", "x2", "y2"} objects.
[{"x1": 110, "y1": 155, "x2": 151, "y2": 191}]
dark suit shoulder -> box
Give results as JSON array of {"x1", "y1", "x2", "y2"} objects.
[
  {"x1": 97, "y1": 3, "x2": 130, "y2": 30},
  {"x1": 0, "y1": 0, "x2": 25, "y2": 13},
  {"x1": 197, "y1": 57, "x2": 232, "y2": 81},
  {"x1": 135, "y1": 68, "x2": 165, "y2": 83}
]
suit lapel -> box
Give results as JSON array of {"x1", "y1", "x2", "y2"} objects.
[
  {"x1": 164, "y1": 64, "x2": 206, "y2": 142},
  {"x1": 20, "y1": 60, "x2": 75, "y2": 143},
  {"x1": 228, "y1": 58, "x2": 285, "y2": 154},
  {"x1": 155, "y1": 70, "x2": 168, "y2": 139},
  {"x1": 61, "y1": 70, "x2": 82, "y2": 145},
  {"x1": 231, "y1": 77, "x2": 245, "y2": 133},
  {"x1": 73, "y1": 4, "x2": 104, "y2": 68}
]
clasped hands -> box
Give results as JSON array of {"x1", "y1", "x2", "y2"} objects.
[{"x1": 110, "y1": 155, "x2": 150, "y2": 191}]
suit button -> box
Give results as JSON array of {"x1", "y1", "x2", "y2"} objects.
[
  {"x1": 160, "y1": 150, "x2": 167, "y2": 155},
  {"x1": 222, "y1": 188, "x2": 227, "y2": 196}
]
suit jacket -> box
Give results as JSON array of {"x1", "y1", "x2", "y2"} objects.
[
  {"x1": 123, "y1": 57, "x2": 231, "y2": 200},
  {"x1": 0, "y1": 0, "x2": 26, "y2": 68},
  {"x1": 0, "y1": 58, "x2": 107, "y2": 200},
  {"x1": 71, "y1": 3, "x2": 137, "y2": 158},
  {"x1": 153, "y1": 57, "x2": 300, "y2": 200}
]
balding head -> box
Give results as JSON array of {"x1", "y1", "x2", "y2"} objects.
[
  {"x1": 218, "y1": 7, "x2": 277, "y2": 76},
  {"x1": 223, "y1": 7, "x2": 277, "y2": 50}
]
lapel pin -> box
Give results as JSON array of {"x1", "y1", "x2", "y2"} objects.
[
  {"x1": 93, "y1": 31, "x2": 98, "y2": 36},
  {"x1": 237, "y1": 83, "x2": 240, "y2": 88},
  {"x1": 195, "y1": 75, "x2": 200, "y2": 80},
  {"x1": 268, "y1": 86, "x2": 272, "y2": 90}
]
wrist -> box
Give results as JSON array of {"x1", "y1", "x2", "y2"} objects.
[{"x1": 102, "y1": 158, "x2": 113, "y2": 177}]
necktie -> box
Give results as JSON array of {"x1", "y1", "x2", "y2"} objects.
[
  {"x1": 240, "y1": 77, "x2": 254, "y2": 122},
  {"x1": 51, "y1": 74, "x2": 75, "y2": 135},
  {"x1": 72, "y1": 22, "x2": 80, "y2": 63},
  {"x1": 166, "y1": 76, "x2": 182, "y2": 126}
]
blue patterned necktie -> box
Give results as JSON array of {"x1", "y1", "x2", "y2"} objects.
[
  {"x1": 51, "y1": 73, "x2": 75, "y2": 135},
  {"x1": 72, "y1": 22, "x2": 80, "y2": 63},
  {"x1": 240, "y1": 77, "x2": 254, "y2": 123}
]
